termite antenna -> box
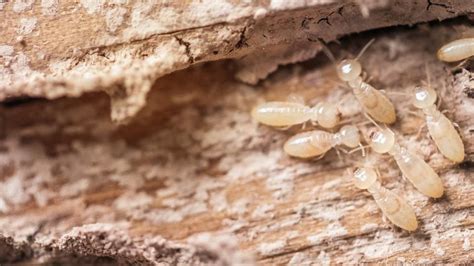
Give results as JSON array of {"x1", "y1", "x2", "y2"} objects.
[
  {"x1": 318, "y1": 40, "x2": 337, "y2": 64},
  {"x1": 387, "y1": 91, "x2": 410, "y2": 96},
  {"x1": 424, "y1": 63, "x2": 432, "y2": 90},
  {"x1": 348, "y1": 144, "x2": 369, "y2": 155},
  {"x1": 359, "y1": 143, "x2": 366, "y2": 157},
  {"x1": 374, "y1": 167, "x2": 382, "y2": 179},
  {"x1": 355, "y1": 38, "x2": 376, "y2": 60}
]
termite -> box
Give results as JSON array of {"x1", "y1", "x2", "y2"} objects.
[
  {"x1": 322, "y1": 39, "x2": 397, "y2": 124},
  {"x1": 437, "y1": 38, "x2": 474, "y2": 62},
  {"x1": 412, "y1": 75, "x2": 465, "y2": 163},
  {"x1": 283, "y1": 125, "x2": 361, "y2": 158},
  {"x1": 368, "y1": 127, "x2": 444, "y2": 198},
  {"x1": 251, "y1": 101, "x2": 341, "y2": 129},
  {"x1": 351, "y1": 167, "x2": 418, "y2": 231}
]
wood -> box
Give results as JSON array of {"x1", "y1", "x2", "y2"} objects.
[
  {"x1": 0, "y1": 1, "x2": 473, "y2": 265},
  {"x1": 2, "y1": 1, "x2": 474, "y2": 122}
]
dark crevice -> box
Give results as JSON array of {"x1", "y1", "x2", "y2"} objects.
[
  {"x1": 174, "y1": 36, "x2": 195, "y2": 64},
  {"x1": 459, "y1": 160, "x2": 473, "y2": 170},
  {"x1": 317, "y1": 11, "x2": 335, "y2": 26},
  {"x1": 337, "y1": 6, "x2": 344, "y2": 16},
  {"x1": 317, "y1": 16, "x2": 331, "y2": 26},
  {"x1": 464, "y1": 87, "x2": 474, "y2": 98},
  {"x1": 235, "y1": 27, "x2": 249, "y2": 49},
  {"x1": 301, "y1": 16, "x2": 314, "y2": 30},
  {"x1": 2, "y1": 97, "x2": 45, "y2": 108},
  {"x1": 426, "y1": 0, "x2": 454, "y2": 13}
]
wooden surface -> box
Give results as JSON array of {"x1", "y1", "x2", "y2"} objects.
[
  {"x1": 2, "y1": 1, "x2": 474, "y2": 122},
  {"x1": 0, "y1": 21, "x2": 473, "y2": 264}
]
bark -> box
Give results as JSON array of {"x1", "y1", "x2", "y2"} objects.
[
  {"x1": 2, "y1": 0, "x2": 474, "y2": 122},
  {"x1": 0, "y1": 0, "x2": 473, "y2": 265}
]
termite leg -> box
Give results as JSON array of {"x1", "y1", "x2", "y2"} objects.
[
  {"x1": 311, "y1": 153, "x2": 327, "y2": 161},
  {"x1": 301, "y1": 122, "x2": 307, "y2": 130},
  {"x1": 287, "y1": 94, "x2": 306, "y2": 104},
  {"x1": 365, "y1": 75, "x2": 373, "y2": 84},
  {"x1": 437, "y1": 87, "x2": 444, "y2": 110},
  {"x1": 441, "y1": 109, "x2": 452, "y2": 115},
  {"x1": 335, "y1": 148, "x2": 343, "y2": 160},
  {"x1": 336, "y1": 146, "x2": 350, "y2": 154},
  {"x1": 374, "y1": 168, "x2": 382, "y2": 179},
  {"x1": 406, "y1": 110, "x2": 422, "y2": 118},
  {"x1": 274, "y1": 125, "x2": 293, "y2": 131},
  {"x1": 452, "y1": 122, "x2": 461, "y2": 130},
  {"x1": 415, "y1": 123, "x2": 427, "y2": 140},
  {"x1": 347, "y1": 145, "x2": 368, "y2": 156},
  {"x1": 452, "y1": 59, "x2": 469, "y2": 73}
]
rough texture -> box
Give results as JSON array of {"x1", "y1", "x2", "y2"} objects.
[
  {"x1": 0, "y1": 20, "x2": 473, "y2": 264},
  {"x1": 1, "y1": 1, "x2": 474, "y2": 265},
  {"x1": 1, "y1": 0, "x2": 474, "y2": 122}
]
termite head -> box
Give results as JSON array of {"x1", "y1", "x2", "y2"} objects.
[
  {"x1": 352, "y1": 167, "x2": 377, "y2": 189},
  {"x1": 336, "y1": 59, "x2": 362, "y2": 81},
  {"x1": 339, "y1": 125, "x2": 360, "y2": 148},
  {"x1": 369, "y1": 128, "x2": 395, "y2": 154},
  {"x1": 413, "y1": 86, "x2": 437, "y2": 109},
  {"x1": 313, "y1": 102, "x2": 341, "y2": 128}
]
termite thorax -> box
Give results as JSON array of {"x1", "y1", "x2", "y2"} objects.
[
  {"x1": 367, "y1": 182, "x2": 383, "y2": 196},
  {"x1": 423, "y1": 105, "x2": 441, "y2": 121},
  {"x1": 389, "y1": 144, "x2": 410, "y2": 162},
  {"x1": 347, "y1": 76, "x2": 364, "y2": 90}
]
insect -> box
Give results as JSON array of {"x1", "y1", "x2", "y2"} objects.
[
  {"x1": 351, "y1": 167, "x2": 418, "y2": 231},
  {"x1": 322, "y1": 39, "x2": 397, "y2": 124},
  {"x1": 412, "y1": 84, "x2": 465, "y2": 163},
  {"x1": 251, "y1": 101, "x2": 341, "y2": 129},
  {"x1": 283, "y1": 125, "x2": 361, "y2": 158},
  {"x1": 368, "y1": 127, "x2": 444, "y2": 198},
  {"x1": 437, "y1": 38, "x2": 474, "y2": 62}
]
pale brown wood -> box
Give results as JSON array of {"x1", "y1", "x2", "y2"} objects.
[
  {"x1": 1, "y1": 1, "x2": 474, "y2": 265},
  {"x1": 1, "y1": 23, "x2": 473, "y2": 264}
]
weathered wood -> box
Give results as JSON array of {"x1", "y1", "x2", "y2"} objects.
[
  {"x1": 1, "y1": 0, "x2": 474, "y2": 265},
  {"x1": 1, "y1": 1, "x2": 474, "y2": 122},
  {"x1": 0, "y1": 20, "x2": 473, "y2": 264}
]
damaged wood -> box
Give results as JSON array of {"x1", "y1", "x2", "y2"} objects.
[
  {"x1": 0, "y1": 20, "x2": 473, "y2": 264},
  {"x1": 1, "y1": 1, "x2": 474, "y2": 122},
  {"x1": 1, "y1": 0, "x2": 474, "y2": 265}
]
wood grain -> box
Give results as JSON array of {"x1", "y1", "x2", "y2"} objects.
[{"x1": 0, "y1": 22, "x2": 473, "y2": 264}]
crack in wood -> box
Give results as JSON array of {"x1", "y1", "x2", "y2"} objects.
[
  {"x1": 301, "y1": 16, "x2": 314, "y2": 30},
  {"x1": 235, "y1": 27, "x2": 249, "y2": 49},
  {"x1": 426, "y1": 0, "x2": 454, "y2": 13},
  {"x1": 174, "y1": 36, "x2": 195, "y2": 64}
]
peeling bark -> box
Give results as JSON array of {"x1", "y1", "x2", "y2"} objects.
[{"x1": 1, "y1": 1, "x2": 474, "y2": 122}]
